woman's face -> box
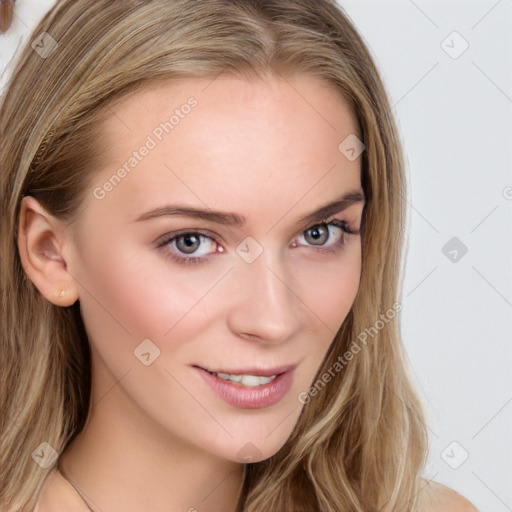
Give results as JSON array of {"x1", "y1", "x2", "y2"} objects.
[{"x1": 63, "y1": 73, "x2": 365, "y2": 463}]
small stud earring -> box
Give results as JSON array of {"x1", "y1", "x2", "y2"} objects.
[{"x1": 58, "y1": 290, "x2": 66, "y2": 298}]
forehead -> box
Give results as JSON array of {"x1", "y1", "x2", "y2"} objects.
[{"x1": 84, "y1": 73, "x2": 363, "y2": 228}]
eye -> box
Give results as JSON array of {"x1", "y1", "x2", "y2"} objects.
[
  {"x1": 174, "y1": 233, "x2": 210, "y2": 254},
  {"x1": 156, "y1": 231, "x2": 220, "y2": 265},
  {"x1": 292, "y1": 220, "x2": 356, "y2": 253}
]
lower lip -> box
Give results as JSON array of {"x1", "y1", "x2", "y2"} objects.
[{"x1": 193, "y1": 366, "x2": 294, "y2": 409}]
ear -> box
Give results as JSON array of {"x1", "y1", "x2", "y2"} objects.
[{"x1": 17, "y1": 196, "x2": 79, "y2": 306}]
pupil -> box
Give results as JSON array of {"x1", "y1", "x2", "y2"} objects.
[
  {"x1": 305, "y1": 224, "x2": 328, "y2": 245},
  {"x1": 178, "y1": 234, "x2": 199, "y2": 253}
]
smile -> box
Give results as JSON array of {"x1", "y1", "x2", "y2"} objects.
[
  {"x1": 208, "y1": 371, "x2": 278, "y2": 386},
  {"x1": 192, "y1": 365, "x2": 296, "y2": 409}
]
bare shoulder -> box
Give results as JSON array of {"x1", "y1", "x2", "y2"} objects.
[
  {"x1": 34, "y1": 467, "x2": 91, "y2": 512},
  {"x1": 422, "y1": 479, "x2": 480, "y2": 512}
]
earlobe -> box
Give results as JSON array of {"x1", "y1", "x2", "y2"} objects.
[{"x1": 17, "y1": 196, "x2": 79, "y2": 306}]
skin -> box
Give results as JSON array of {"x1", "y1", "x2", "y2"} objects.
[{"x1": 18, "y1": 73, "x2": 477, "y2": 511}]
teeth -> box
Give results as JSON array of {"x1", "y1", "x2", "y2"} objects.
[{"x1": 214, "y1": 372, "x2": 277, "y2": 386}]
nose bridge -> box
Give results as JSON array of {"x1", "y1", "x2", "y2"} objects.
[{"x1": 228, "y1": 244, "x2": 300, "y2": 342}]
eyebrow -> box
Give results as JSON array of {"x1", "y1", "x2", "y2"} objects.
[{"x1": 134, "y1": 190, "x2": 365, "y2": 228}]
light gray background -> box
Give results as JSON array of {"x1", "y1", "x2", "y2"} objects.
[{"x1": 1, "y1": 1, "x2": 511, "y2": 510}]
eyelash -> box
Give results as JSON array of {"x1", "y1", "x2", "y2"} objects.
[{"x1": 156, "y1": 219, "x2": 358, "y2": 266}]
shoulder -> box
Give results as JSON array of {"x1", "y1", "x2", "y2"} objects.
[
  {"x1": 422, "y1": 480, "x2": 480, "y2": 512},
  {"x1": 33, "y1": 467, "x2": 91, "y2": 512}
]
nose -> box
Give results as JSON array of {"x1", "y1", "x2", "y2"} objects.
[{"x1": 226, "y1": 248, "x2": 301, "y2": 345}]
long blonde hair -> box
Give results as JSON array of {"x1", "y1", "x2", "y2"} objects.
[{"x1": 1, "y1": 1, "x2": 431, "y2": 510}]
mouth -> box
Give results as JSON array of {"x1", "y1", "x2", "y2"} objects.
[
  {"x1": 193, "y1": 364, "x2": 295, "y2": 386},
  {"x1": 191, "y1": 364, "x2": 296, "y2": 409}
]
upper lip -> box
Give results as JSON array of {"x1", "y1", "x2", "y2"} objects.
[{"x1": 194, "y1": 364, "x2": 296, "y2": 377}]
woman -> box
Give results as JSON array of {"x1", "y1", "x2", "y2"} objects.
[{"x1": 0, "y1": 1, "x2": 478, "y2": 510}]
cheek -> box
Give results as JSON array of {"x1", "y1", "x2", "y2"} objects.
[
  {"x1": 291, "y1": 249, "x2": 361, "y2": 395},
  {"x1": 298, "y1": 246, "x2": 362, "y2": 333},
  {"x1": 72, "y1": 242, "x2": 226, "y2": 364}
]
